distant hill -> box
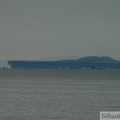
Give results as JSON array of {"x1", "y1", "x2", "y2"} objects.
[{"x1": 77, "y1": 56, "x2": 118, "y2": 63}]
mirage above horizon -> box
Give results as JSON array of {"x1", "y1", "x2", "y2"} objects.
[{"x1": 1, "y1": 56, "x2": 120, "y2": 69}]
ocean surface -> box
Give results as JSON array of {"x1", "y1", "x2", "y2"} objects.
[{"x1": 0, "y1": 69, "x2": 120, "y2": 120}]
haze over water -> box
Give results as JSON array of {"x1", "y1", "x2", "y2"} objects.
[{"x1": 0, "y1": 69, "x2": 120, "y2": 120}]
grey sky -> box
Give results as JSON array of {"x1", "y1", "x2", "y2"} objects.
[{"x1": 0, "y1": 0, "x2": 120, "y2": 60}]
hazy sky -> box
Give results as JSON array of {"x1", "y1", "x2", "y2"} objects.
[{"x1": 0, "y1": 0, "x2": 120, "y2": 60}]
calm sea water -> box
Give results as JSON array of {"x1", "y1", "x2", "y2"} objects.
[{"x1": 0, "y1": 69, "x2": 120, "y2": 120}]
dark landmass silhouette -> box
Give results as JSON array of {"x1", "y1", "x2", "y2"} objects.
[
  {"x1": 78, "y1": 56, "x2": 117, "y2": 62},
  {"x1": 8, "y1": 56, "x2": 120, "y2": 69}
]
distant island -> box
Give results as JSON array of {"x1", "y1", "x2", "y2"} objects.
[{"x1": 8, "y1": 56, "x2": 120, "y2": 69}]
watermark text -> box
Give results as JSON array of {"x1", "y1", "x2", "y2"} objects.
[{"x1": 100, "y1": 111, "x2": 120, "y2": 120}]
